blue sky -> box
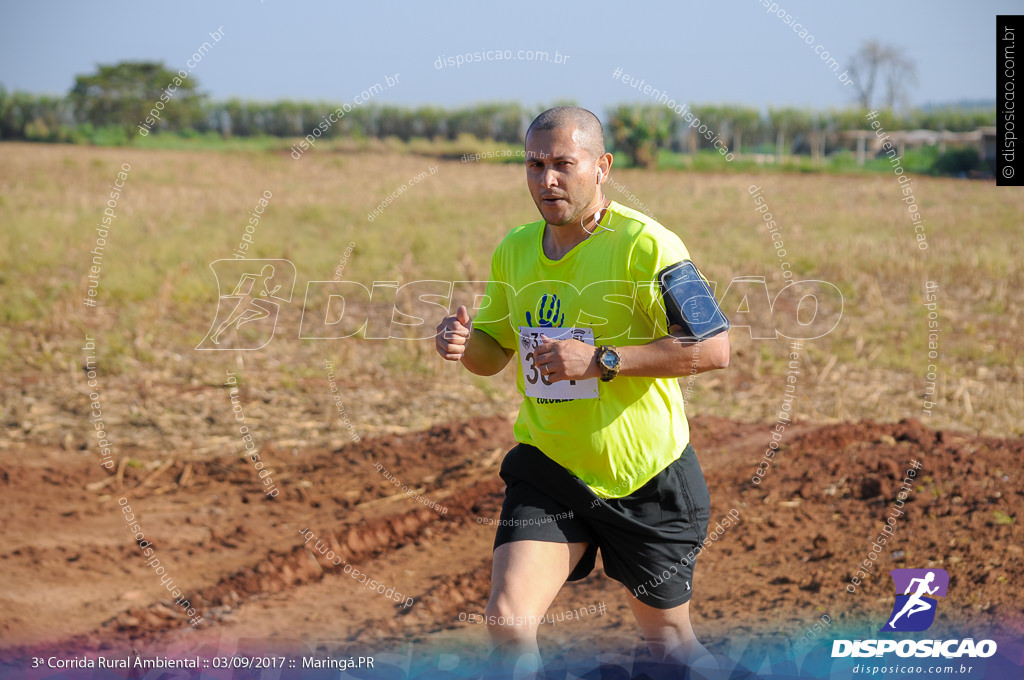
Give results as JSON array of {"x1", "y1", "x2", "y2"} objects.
[{"x1": 0, "y1": 0, "x2": 1012, "y2": 112}]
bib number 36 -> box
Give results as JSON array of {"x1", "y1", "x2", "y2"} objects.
[{"x1": 518, "y1": 327, "x2": 599, "y2": 400}]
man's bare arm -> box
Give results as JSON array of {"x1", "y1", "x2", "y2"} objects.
[
  {"x1": 435, "y1": 305, "x2": 514, "y2": 376},
  {"x1": 461, "y1": 328, "x2": 514, "y2": 375},
  {"x1": 617, "y1": 329, "x2": 730, "y2": 378},
  {"x1": 533, "y1": 327, "x2": 729, "y2": 382}
]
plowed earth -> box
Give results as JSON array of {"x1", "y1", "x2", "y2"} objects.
[{"x1": 1, "y1": 414, "x2": 1021, "y2": 668}]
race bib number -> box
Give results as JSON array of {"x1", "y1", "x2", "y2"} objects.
[{"x1": 518, "y1": 326, "x2": 599, "y2": 400}]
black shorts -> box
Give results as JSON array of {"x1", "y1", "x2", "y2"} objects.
[{"x1": 493, "y1": 442, "x2": 711, "y2": 609}]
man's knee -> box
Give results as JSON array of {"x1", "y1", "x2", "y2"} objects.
[
  {"x1": 485, "y1": 595, "x2": 538, "y2": 638},
  {"x1": 484, "y1": 594, "x2": 522, "y2": 622}
]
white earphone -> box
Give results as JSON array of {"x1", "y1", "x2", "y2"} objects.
[{"x1": 596, "y1": 168, "x2": 604, "y2": 182}]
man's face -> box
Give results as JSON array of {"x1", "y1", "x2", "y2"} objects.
[{"x1": 525, "y1": 127, "x2": 601, "y2": 226}]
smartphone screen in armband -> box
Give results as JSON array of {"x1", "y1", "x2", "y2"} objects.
[{"x1": 657, "y1": 260, "x2": 731, "y2": 341}]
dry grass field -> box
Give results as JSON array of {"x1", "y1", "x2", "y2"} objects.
[
  {"x1": 0, "y1": 141, "x2": 1022, "y2": 674},
  {"x1": 1, "y1": 141, "x2": 1021, "y2": 447}
]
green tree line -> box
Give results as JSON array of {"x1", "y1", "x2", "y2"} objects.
[{"x1": 0, "y1": 61, "x2": 995, "y2": 167}]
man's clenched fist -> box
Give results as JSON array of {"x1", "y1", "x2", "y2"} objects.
[{"x1": 436, "y1": 305, "x2": 473, "y2": 361}]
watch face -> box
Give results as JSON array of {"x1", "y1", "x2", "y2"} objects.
[{"x1": 600, "y1": 351, "x2": 617, "y2": 369}]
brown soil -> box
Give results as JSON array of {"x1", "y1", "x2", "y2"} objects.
[{"x1": 1, "y1": 414, "x2": 1021, "y2": 668}]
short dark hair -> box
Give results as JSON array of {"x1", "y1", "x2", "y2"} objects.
[{"x1": 526, "y1": 106, "x2": 605, "y2": 159}]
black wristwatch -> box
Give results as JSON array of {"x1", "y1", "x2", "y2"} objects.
[{"x1": 596, "y1": 345, "x2": 622, "y2": 382}]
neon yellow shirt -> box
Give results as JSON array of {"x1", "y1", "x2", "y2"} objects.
[{"x1": 473, "y1": 200, "x2": 692, "y2": 498}]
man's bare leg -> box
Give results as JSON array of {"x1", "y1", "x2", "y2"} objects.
[
  {"x1": 627, "y1": 595, "x2": 720, "y2": 679},
  {"x1": 486, "y1": 540, "x2": 589, "y2": 678}
]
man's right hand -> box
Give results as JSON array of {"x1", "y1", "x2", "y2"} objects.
[{"x1": 436, "y1": 305, "x2": 473, "y2": 361}]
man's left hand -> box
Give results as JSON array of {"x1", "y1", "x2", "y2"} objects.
[{"x1": 535, "y1": 334, "x2": 599, "y2": 382}]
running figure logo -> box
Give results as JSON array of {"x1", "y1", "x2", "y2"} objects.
[
  {"x1": 879, "y1": 568, "x2": 949, "y2": 632},
  {"x1": 197, "y1": 259, "x2": 296, "y2": 350}
]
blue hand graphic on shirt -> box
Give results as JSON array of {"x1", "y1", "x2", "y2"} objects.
[{"x1": 526, "y1": 293, "x2": 564, "y2": 328}]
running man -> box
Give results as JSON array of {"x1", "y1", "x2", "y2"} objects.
[
  {"x1": 888, "y1": 571, "x2": 939, "y2": 628},
  {"x1": 435, "y1": 106, "x2": 730, "y2": 676}
]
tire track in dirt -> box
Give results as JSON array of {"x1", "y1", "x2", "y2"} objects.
[
  {"x1": 3, "y1": 414, "x2": 1021, "y2": 661},
  {"x1": 104, "y1": 476, "x2": 506, "y2": 634},
  {"x1": 0, "y1": 415, "x2": 515, "y2": 658}
]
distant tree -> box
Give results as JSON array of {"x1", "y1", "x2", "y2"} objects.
[
  {"x1": 848, "y1": 40, "x2": 886, "y2": 109},
  {"x1": 439, "y1": 103, "x2": 525, "y2": 143},
  {"x1": 608, "y1": 105, "x2": 671, "y2": 167},
  {"x1": 412, "y1": 106, "x2": 444, "y2": 139},
  {"x1": 376, "y1": 105, "x2": 411, "y2": 140},
  {"x1": 906, "y1": 106, "x2": 995, "y2": 132},
  {"x1": 0, "y1": 85, "x2": 74, "y2": 141},
  {"x1": 848, "y1": 40, "x2": 917, "y2": 110},
  {"x1": 221, "y1": 99, "x2": 251, "y2": 137},
  {"x1": 767, "y1": 107, "x2": 812, "y2": 160},
  {"x1": 266, "y1": 100, "x2": 304, "y2": 136},
  {"x1": 882, "y1": 49, "x2": 918, "y2": 110},
  {"x1": 721, "y1": 105, "x2": 761, "y2": 155},
  {"x1": 70, "y1": 61, "x2": 203, "y2": 141},
  {"x1": 0, "y1": 84, "x2": 29, "y2": 139},
  {"x1": 492, "y1": 102, "x2": 526, "y2": 143}
]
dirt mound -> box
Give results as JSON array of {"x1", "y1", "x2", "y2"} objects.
[{"x1": 1, "y1": 414, "x2": 1020, "y2": 664}]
